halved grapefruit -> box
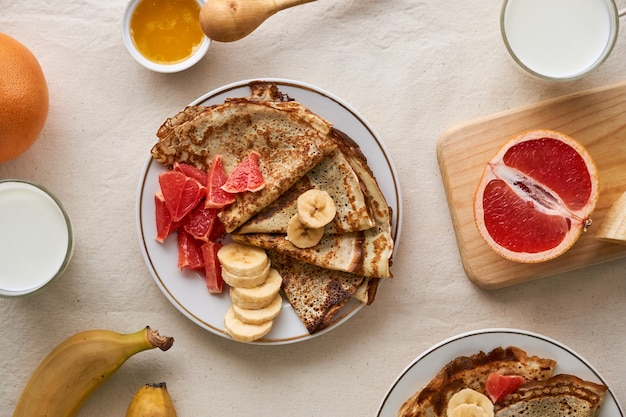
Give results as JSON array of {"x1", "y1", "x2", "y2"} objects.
[{"x1": 473, "y1": 129, "x2": 599, "y2": 263}]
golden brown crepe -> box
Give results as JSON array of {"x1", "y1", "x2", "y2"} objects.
[
  {"x1": 495, "y1": 374, "x2": 607, "y2": 417},
  {"x1": 236, "y1": 148, "x2": 375, "y2": 234},
  {"x1": 232, "y1": 229, "x2": 390, "y2": 278},
  {"x1": 233, "y1": 128, "x2": 394, "y2": 278},
  {"x1": 399, "y1": 347, "x2": 556, "y2": 417},
  {"x1": 266, "y1": 250, "x2": 367, "y2": 334},
  {"x1": 151, "y1": 82, "x2": 338, "y2": 232}
]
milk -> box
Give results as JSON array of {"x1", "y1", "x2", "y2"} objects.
[
  {"x1": 0, "y1": 181, "x2": 72, "y2": 296},
  {"x1": 502, "y1": 0, "x2": 617, "y2": 80}
]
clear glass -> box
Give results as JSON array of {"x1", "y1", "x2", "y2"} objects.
[
  {"x1": 0, "y1": 180, "x2": 74, "y2": 298},
  {"x1": 501, "y1": 0, "x2": 619, "y2": 81}
]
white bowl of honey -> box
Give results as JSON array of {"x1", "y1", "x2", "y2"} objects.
[{"x1": 123, "y1": 0, "x2": 210, "y2": 73}]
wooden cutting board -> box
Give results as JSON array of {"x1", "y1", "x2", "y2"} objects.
[{"x1": 438, "y1": 81, "x2": 626, "y2": 289}]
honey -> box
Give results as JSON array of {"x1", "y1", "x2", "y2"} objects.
[{"x1": 130, "y1": 0, "x2": 204, "y2": 64}]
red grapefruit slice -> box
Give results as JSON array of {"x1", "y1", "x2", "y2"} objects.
[
  {"x1": 202, "y1": 241, "x2": 223, "y2": 293},
  {"x1": 155, "y1": 191, "x2": 179, "y2": 243},
  {"x1": 221, "y1": 155, "x2": 251, "y2": 193},
  {"x1": 206, "y1": 155, "x2": 235, "y2": 208},
  {"x1": 473, "y1": 129, "x2": 599, "y2": 263},
  {"x1": 221, "y1": 151, "x2": 265, "y2": 193},
  {"x1": 159, "y1": 170, "x2": 204, "y2": 222},
  {"x1": 246, "y1": 151, "x2": 265, "y2": 192},
  {"x1": 177, "y1": 228, "x2": 204, "y2": 271},
  {"x1": 183, "y1": 205, "x2": 221, "y2": 242},
  {"x1": 174, "y1": 162, "x2": 208, "y2": 187}
]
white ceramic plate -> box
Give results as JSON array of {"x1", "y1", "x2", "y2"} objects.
[
  {"x1": 376, "y1": 328, "x2": 623, "y2": 416},
  {"x1": 137, "y1": 78, "x2": 401, "y2": 345}
]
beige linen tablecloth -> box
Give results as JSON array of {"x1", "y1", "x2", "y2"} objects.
[{"x1": 1, "y1": 1, "x2": 625, "y2": 416}]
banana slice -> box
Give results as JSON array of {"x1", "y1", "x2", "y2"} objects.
[
  {"x1": 230, "y1": 268, "x2": 282, "y2": 309},
  {"x1": 447, "y1": 389, "x2": 494, "y2": 417},
  {"x1": 286, "y1": 214, "x2": 324, "y2": 248},
  {"x1": 596, "y1": 190, "x2": 626, "y2": 244},
  {"x1": 232, "y1": 293, "x2": 283, "y2": 325},
  {"x1": 217, "y1": 243, "x2": 269, "y2": 277},
  {"x1": 224, "y1": 306, "x2": 273, "y2": 342},
  {"x1": 222, "y1": 262, "x2": 270, "y2": 289},
  {"x1": 297, "y1": 189, "x2": 336, "y2": 229},
  {"x1": 448, "y1": 404, "x2": 490, "y2": 417}
]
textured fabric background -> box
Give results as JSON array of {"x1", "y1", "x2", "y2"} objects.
[{"x1": 1, "y1": 1, "x2": 625, "y2": 415}]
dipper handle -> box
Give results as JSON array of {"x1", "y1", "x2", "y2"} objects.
[{"x1": 199, "y1": 0, "x2": 317, "y2": 42}]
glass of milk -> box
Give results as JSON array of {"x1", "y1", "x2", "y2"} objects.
[
  {"x1": 501, "y1": 0, "x2": 620, "y2": 81},
  {"x1": 0, "y1": 180, "x2": 74, "y2": 297}
]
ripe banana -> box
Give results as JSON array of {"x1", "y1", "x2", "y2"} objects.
[
  {"x1": 13, "y1": 326, "x2": 174, "y2": 417},
  {"x1": 217, "y1": 242, "x2": 269, "y2": 276},
  {"x1": 297, "y1": 189, "x2": 336, "y2": 228},
  {"x1": 447, "y1": 388, "x2": 494, "y2": 417},
  {"x1": 596, "y1": 190, "x2": 626, "y2": 244},
  {"x1": 287, "y1": 213, "x2": 324, "y2": 248},
  {"x1": 126, "y1": 382, "x2": 178, "y2": 417}
]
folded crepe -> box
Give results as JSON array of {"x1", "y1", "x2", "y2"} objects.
[
  {"x1": 399, "y1": 347, "x2": 556, "y2": 417},
  {"x1": 237, "y1": 148, "x2": 375, "y2": 234},
  {"x1": 151, "y1": 81, "x2": 338, "y2": 232},
  {"x1": 233, "y1": 129, "x2": 394, "y2": 278},
  {"x1": 494, "y1": 374, "x2": 607, "y2": 417},
  {"x1": 233, "y1": 228, "x2": 390, "y2": 278},
  {"x1": 267, "y1": 250, "x2": 370, "y2": 334}
]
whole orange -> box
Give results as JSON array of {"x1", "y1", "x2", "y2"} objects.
[{"x1": 0, "y1": 33, "x2": 49, "y2": 163}]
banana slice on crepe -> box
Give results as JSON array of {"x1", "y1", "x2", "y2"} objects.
[
  {"x1": 297, "y1": 189, "x2": 336, "y2": 228},
  {"x1": 287, "y1": 214, "x2": 324, "y2": 248},
  {"x1": 448, "y1": 404, "x2": 490, "y2": 417},
  {"x1": 447, "y1": 389, "x2": 493, "y2": 417}
]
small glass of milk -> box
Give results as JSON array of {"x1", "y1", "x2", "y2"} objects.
[
  {"x1": 501, "y1": 0, "x2": 621, "y2": 81},
  {"x1": 0, "y1": 180, "x2": 73, "y2": 297}
]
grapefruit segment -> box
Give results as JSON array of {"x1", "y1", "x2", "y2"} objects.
[
  {"x1": 206, "y1": 155, "x2": 235, "y2": 208},
  {"x1": 202, "y1": 241, "x2": 224, "y2": 293},
  {"x1": 177, "y1": 228, "x2": 204, "y2": 271},
  {"x1": 221, "y1": 155, "x2": 251, "y2": 193},
  {"x1": 159, "y1": 170, "x2": 204, "y2": 222},
  {"x1": 174, "y1": 162, "x2": 208, "y2": 187},
  {"x1": 155, "y1": 191, "x2": 179, "y2": 243},
  {"x1": 221, "y1": 151, "x2": 265, "y2": 193},
  {"x1": 474, "y1": 129, "x2": 599, "y2": 263},
  {"x1": 246, "y1": 151, "x2": 265, "y2": 192},
  {"x1": 183, "y1": 205, "x2": 222, "y2": 242}
]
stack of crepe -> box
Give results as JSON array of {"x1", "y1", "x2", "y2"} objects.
[{"x1": 151, "y1": 81, "x2": 394, "y2": 334}]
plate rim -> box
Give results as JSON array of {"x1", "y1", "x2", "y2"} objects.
[
  {"x1": 136, "y1": 78, "x2": 402, "y2": 345},
  {"x1": 376, "y1": 327, "x2": 624, "y2": 416}
]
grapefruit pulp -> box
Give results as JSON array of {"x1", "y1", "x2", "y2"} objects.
[{"x1": 473, "y1": 129, "x2": 599, "y2": 263}]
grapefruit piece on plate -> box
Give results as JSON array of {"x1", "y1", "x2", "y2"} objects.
[{"x1": 473, "y1": 129, "x2": 599, "y2": 263}]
